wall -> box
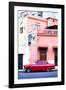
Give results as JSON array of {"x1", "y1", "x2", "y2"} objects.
[
  {"x1": 18, "y1": 16, "x2": 30, "y2": 65},
  {"x1": 37, "y1": 36, "x2": 57, "y2": 64},
  {"x1": 0, "y1": 0, "x2": 66, "y2": 90}
]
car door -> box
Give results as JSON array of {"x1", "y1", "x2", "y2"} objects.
[{"x1": 31, "y1": 61, "x2": 41, "y2": 71}]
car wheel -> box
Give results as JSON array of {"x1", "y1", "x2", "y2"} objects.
[
  {"x1": 26, "y1": 69, "x2": 31, "y2": 73},
  {"x1": 43, "y1": 70, "x2": 46, "y2": 72},
  {"x1": 47, "y1": 69, "x2": 50, "y2": 72}
]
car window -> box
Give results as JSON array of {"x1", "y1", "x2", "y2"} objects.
[
  {"x1": 35, "y1": 61, "x2": 41, "y2": 64},
  {"x1": 33, "y1": 61, "x2": 48, "y2": 65},
  {"x1": 43, "y1": 62, "x2": 48, "y2": 64}
]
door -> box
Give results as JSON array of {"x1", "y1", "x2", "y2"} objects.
[
  {"x1": 18, "y1": 54, "x2": 23, "y2": 70},
  {"x1": 54, "y1": 48, "x2": 58, "y2": 66},
  {"x1": 39, "y1": 48, "x2": 47, "y2": 60}
]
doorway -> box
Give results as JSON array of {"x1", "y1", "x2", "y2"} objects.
[
  {"x1": 39, "y1": 48, "x2": 47, "y2": 60},
  {"x1": 54, "y1": 48, "x2": 58, "y2": 66},
  {"x1": 18, "y1": 54, "x2": 23, "y2": 70}
]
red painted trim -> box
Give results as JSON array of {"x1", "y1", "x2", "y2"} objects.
[
  {"x1": 38, "y1": 46, "x2": 48, "y2": 49},
  {"x1": 37, "y1": 33, "x2": 57, "y2": 37},
  {"x1": 28, "y1": 16, "x2": 48, "y2": 23}
]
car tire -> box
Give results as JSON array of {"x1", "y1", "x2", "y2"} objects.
[
  {"x1": 26, "y1": 69, "x2": 31, "y2": 73},
  {"x1": 47, "y1": 69, "x2": 51, "y2": 72},
  {"x1": 43, "y1": 70, "x2": 46, "y2": 72}
]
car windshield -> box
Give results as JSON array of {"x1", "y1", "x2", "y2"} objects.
[{"x1": 33, "y1": 61, "x2": 48, "y2": 65}]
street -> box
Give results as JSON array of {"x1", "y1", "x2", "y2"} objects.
[{"x1": 18, "y1": 70, "x2": 57, "y2": 79}]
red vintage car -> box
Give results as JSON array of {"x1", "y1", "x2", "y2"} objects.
[{"x1": 24, "y1": 60, "x2": 55, "y2": 72}]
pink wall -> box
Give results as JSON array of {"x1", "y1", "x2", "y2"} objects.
[
  {"x1": 27, "y1": 16, "x2": 48, "y2": 32},
  {"x1": 29, "y1": 45, "x2": 37, "y2": 63},
  {"x1": 37, "y1": 36, "x2": 58, "y2": 61},
  {"x1": 27, "y1": 16, "x2": 58, "y2": 64}
]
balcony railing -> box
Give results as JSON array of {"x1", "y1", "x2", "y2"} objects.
[{"x1": 37, "y1": 29, "x2": 58, "y2": 35}]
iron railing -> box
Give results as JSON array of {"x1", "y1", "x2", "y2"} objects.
[{"x1": 37, "y1": 29, "x2": 58, "y2": 35}]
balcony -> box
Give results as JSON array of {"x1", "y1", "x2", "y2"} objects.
[{"x1": 37, "y1": 29, "x2": 58, "y2": 36}]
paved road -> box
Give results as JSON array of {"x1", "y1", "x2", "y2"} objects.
[{"x1": 18, "y1": 70, "x2": 57, "y2": 79}]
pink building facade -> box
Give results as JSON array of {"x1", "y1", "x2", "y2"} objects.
[{"x1": 27, "y1": 16, "x2": 58, "y2": 66}]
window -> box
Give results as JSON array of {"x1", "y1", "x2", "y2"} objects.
[
  {"x1": 43, "y1": 61, "x2": 48, "y2": 64},
  {"x1": 28, "y1": 32, "x2": 35, "y2": 46},
  {"x1": 35, "y1": 61, "x2": 41, "y2": 65},
  {"x1": 20, "y1": 27, "x2": 23, "y2": 33},
  {"x1": 31, "y1": 11, "x2": 37, "y2": 16},
  {"x1": 35, "y1": 22, "x2": 41, "y2": 30},
  {"x1": 34, "y1": 61, "x2": 48, "y2": 65},
  {"x1": 38, "y1": 11, "x2": 43, "y2": 17},
  {"x1": 20, "y1": 11, "x2": 28, "y2": 18},
  {"x1": 53, "y1": 19, "x2": 55, "y2": 22},
  {"x1": 28, "y1": 34, "x2": 32, "y2": 46},
  {"x1": 23, "y1": 11, "x2": 28, "y2": 17}
]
